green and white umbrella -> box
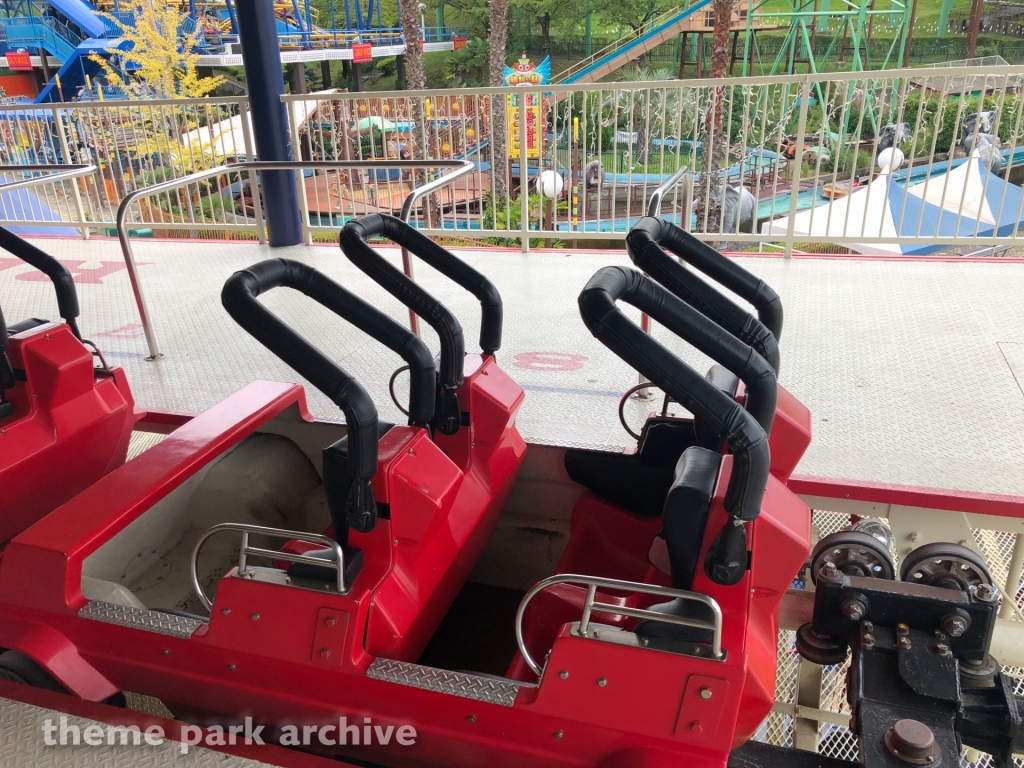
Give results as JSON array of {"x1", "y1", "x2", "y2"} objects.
[{"x1": 355, "y1": 116, "x2": 397, "y2": 134}]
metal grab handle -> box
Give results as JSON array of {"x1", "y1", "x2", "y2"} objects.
[
  {"x1": 190, "y1": 522, "x2": 348, "y2": 611},
  {"x1": 636, "y1": 166, "x2": 693, "y2": 397},
  {"x1": 514, "y1": 574, "x2": 724, "y2": 677},
  {"x1": 646, "y1": 165, "x2": 693, "y2": 221}
]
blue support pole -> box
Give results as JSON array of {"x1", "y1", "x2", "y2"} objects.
[
  {"x1": 353, "y1": 0, "x2": 363, "y2": 29},
  {"x1": 289, "y1": 0, "x2": 305, "y2": 46},
  {"x1": 329, "y1": 0, "x2": 337, "y2": 45},
  {"x1": 234, "y1": 0, "x2": 303, "y2": 246},
  {"x1": 343, "y1": 0, "x2": 351, "y2": 30},
  {"x1": 225, "y1": 0, "x2": 238, "y2": 35}
]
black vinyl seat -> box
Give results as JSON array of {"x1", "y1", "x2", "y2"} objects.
[
  {"x1": 636, "y1": 445, "x2": 721, "y2": 644},
  {"x1": 661, "y1": 446, "x2": 721, "y2": 590},
  {"x1": 564, "y1": 364, "x2": 739, "y2": 518}
]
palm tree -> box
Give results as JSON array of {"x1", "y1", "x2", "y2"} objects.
[
  {"x1": 693, "y1": 0, "x2": 736, "y2": 233},
  {"x1": 489, "y1": 0, "x2": 510, "y2": 201},
  {"x1": 399, "y1": 1, "x2": 426, "y2": 158},
  {"x1": 399, "y1": 0, "x2": 441, "y2": 222}
]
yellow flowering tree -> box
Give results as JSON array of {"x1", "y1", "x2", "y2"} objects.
[
  {"x1": 82, "y1": 4, "x2": 230, "y2": 219},
  {"x1": 92, "y1": 2, "x2": 222, "y2": 99}
]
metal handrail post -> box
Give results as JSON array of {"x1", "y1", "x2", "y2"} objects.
[
  {"x1": 116, "y1": 160, "x2": 473, "y2": 360},
  {"x1": 634, "y1": 166, "x2": 693, "y2": 401},
  {"x1": 236, "y1": 99, "x2": 266, "y2": 244},
  {"x1": 397, "y1": 160, "x2": 475, "y2": 336}
]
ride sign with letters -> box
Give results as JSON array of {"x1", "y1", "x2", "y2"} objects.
[
  {"x1": 504, "y1": 54, "x2": 550, "y2": 160},
  {"x1": 5, "y1": 51, "x2": 32, "y2": 72},
  {"x1": 352, "y1": 43, "x2": 373, "y2": 64}
]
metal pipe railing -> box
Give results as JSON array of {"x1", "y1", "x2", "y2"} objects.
[
  {"x1": 116, "y1": 160, "x2": 474, "y2": 360},
  {"x1": 0, "y1": 163, "x2": 96, "y2": 193},
  {"x1": 514, "y1": 573, "x2": 724, "y2": 677},
  {"x1": 646, "y1": 165, "x2": 693, "y2": 221},
  {"x1": 633, "y1": 166, "x2": 694, "y2": 400},
  {"x1": 190, "y1": 522, "x2": 349, "y2": 612},
  {"x1": 0, "y1": 164, "x2": 95, "y2": 238}
]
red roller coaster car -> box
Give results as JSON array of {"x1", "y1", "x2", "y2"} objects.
[{"x1": 0, "y1": 227, "x2": 136, "y2": 546}]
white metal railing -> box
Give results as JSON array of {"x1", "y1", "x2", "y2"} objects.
[
  {"x1": 116, "y1": 159, "x2": 473, "y2": 360},
  {"x1": 2, "y1": 67, "x2": 1024, "y2": 256},
  {"x1": 0, "y1": 163, "x2": 94, "y2": 238}
]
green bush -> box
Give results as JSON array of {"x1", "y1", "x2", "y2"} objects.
[{"x1": 822, "y1": 147, "x2": 873, "y2": 176}]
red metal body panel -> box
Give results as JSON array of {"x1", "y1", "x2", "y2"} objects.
[
  {"x1": 687, "y1": 463, "x2": 810, "y2": 746},
  {"x1": 768, "y1": 384, "x2": 812, "y2": 483},
  {"x1": 0, "y1": 323, "x2": 137, "y2": 544},
  {"x1": 0, "y1": 443, "x2": 806, "y2": 768},
  {"x1": 732, "y1": 381, "x2": 811, "y2": 483}
]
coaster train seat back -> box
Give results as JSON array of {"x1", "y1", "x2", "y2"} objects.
[
  {"x1": 0, "y1": 227, "x2": 136, "y2": 546},
  {"x1": 510, "y1": 260, "x2": 811, "y2": 677},
  {"x1": 339, "y1": 213, "x2": 521, "y2": 477},
  {"x1": 565, "y1": 216, "x2": 811, "y2": 526},
  {"x1": 510, "y1": 218, "x2": 813, "y2": 676}
]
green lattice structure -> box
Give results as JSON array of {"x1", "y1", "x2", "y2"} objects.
[{"x1": 741, "y1": 0, "x2": 912, "y2": 134}]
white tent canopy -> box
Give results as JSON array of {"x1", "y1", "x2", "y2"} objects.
[
  {"x1": 761, "y1": 150, "x2": 1024, "y2": 255},
  {"x1": 906, "y1": 150, "x2": 1024, "y2": 233},
  {"x1": 761, "y1": 170, "x2": 905, "y2": 255}
]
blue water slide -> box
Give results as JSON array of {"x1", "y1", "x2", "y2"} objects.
[
  {"x1": 559, "y1": 0, "x2": 714, "y2": 85},
  {"x1": 35, "y1": 38, "x2": 130, "y2": 103},
  {"x1": 45, "y1": 0, "x2": 106, "y2": 39}
]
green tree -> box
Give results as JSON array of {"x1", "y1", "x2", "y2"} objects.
[
  {"x1": 94, "y1": 2, "x2": 222, "y2": 99},
  {"x1": 602, "y1": 66, "x2": 695, "y2": 166},
  {"x1": 445, "y1": 38, "x2": 489, "y2": 85},
  {"x1": 589, "y1": 0, "x2": 669, "y2": 34},
  {"x1": 510, "y1": 0, "x2": 569, "y2": 58}
]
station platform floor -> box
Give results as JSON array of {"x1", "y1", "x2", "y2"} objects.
[{"x1": 3, "y1": 236, "x2": 1024, "y2": 497}]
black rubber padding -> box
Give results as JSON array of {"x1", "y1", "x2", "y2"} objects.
[
  {"x1": 578, "y1": 266, "x2": 771, "y2": 522},
  {"x1": 222, "y1": 258, "x2": 435, "y2": 516},
  {"x1": 0, "y1": 305, "x2": 12, "y2": 392},
  {"x1": 340, "y1": 213, "x2": 503, "y2": 390},
  {"x1": 626, "y1": 217, "x2": 782, "y2": 370},
  {"x1": 0, "y1": 226, "x2": 81, "y2": 339},
  {"x1": 0, "y1": 650, "x2": 66, "y2": 692}
]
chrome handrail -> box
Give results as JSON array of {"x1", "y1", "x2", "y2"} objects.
[
  {"x1": 0, "y1": 163, "x2": 96, "y2": 193},
  {"x1": 646, "y1": 165, "x2": 693, "y2": 222},
  {"x1": 635, "y1": 165, "x2": 694, "y2": 400},
  {"x1": 514, "y1": 573, "x2": 724, "y2": 677},
  {"x1": 115, "y1": 159, "x2": 475, "y2": 360},
  {"x1": 190, "y1": 522, "x2": 349, "y2": 612}
]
